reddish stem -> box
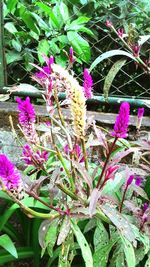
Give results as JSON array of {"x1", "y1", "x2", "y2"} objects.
[
  {"x1": 119, "y1": 186, "x2": 128, "y2": 213},
  {"x1": 96, "y1": 137, "x2": 118, "y2": 189}
]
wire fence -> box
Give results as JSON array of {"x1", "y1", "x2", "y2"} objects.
[{"x1": 1, "y1": 0, "x2": 150, "y2": 101}]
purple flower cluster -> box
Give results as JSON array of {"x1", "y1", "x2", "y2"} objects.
[
  {"x1": 83, "y1": 68, "x2": 93, "y2": 99},
  {"x1": 22, "y1": 144, "x2": 48, "y2": 166},
  {"x1": 111, "y1": 102, "x2": 130, "y2": 138},
  {"x1": 16, "y1": 97, "x2": 36, "y2": 126},
  {"x1": 16, "y1": 97, "x2": 39, "y2": 143},
  {"x1": 35, "y1": 56, "x2": 54, "y2": 79},
  {"x1": 0, "y1": 154, "x2": 22, "y2": 190}
]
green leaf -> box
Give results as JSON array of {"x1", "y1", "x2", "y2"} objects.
[
  {"x1": 0, "y1": 247, "x2": 34, "y2": 265},
  {"x1": 37, "y1": 39, "x2": 50, "y2": 64},
  {"x1": 120, "y1": 235, "x2": 136, "y2": 267},
  {"x1": 0, "y1": 203, "x2": 19, "y2": 231},
  {"x1": 36, "y1": 2, "x2": 60, "y2": 29},
  {"x1": 39, "y1": 218, "x2": 59, "y2": 257},
  {"x1": 11, "y1": 40, "x2": 22, "y2": 52},
  {"x1": 145, "y1": 252, "x2": 150, "y2": 267},
  {"x1": 69, "y1": 16, "x2": 91, "y2": 26},
  {"x1": 93, "y1": 238, "x2": 118, "y2": 267},
  {"x1": 7, "y1": 0, "x2": 18, "y2": 12},
  {"x1": 19, "y1": 6, "x2": 39, "y2": 34},
  {"x1": 103, "y1": 59, "x2": 126, "y2": 101},
  {"x1": 4, "y1": 22, "x2": 17, "y2": 34},
  {"x1": 101, "y1": 204, "x2": 136, "y2": 244},
  {"x1": 89, "y1": 50, "x2": 136, "y2": 71},
  {"x1": 59, "y1": 2, "x2": 70, "y2": 24},
  {"x1": 94, "y1": 221, "x2": 109, "y2": 252},
  {"x1": 71, "y1": 220, "x2": 93, "y2": 267},
  {"x1": 144, "y1": 176, "x2": 150, "y2": 197},
  {"x1": 0, "y1": 235, "x2": 18, "y2": 258},
  {"x1": 67, "y1": 31, "x2": 91, "y2": 63},
  {"x1": 6, "y1": 51, "x2": 22, "y2": 64},
  {"x1": 57, "y1": 217, "x2": 71, "y2": 245}
]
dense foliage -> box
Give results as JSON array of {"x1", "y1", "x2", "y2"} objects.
[{"x1": 0, "y1": 55, "x2": 149, "y2": 266}]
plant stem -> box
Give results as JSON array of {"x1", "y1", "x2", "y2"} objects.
[
  {"x1": 55, "y1": 145, "x2": 75, "y2": 192},
  {"x1": 81, "y1": 138, "x2": 88, "y2": 170},
  {"x1": 96, "y1": 137, "x2": 118, "y2": 189},
  {"x1": 119, "y1": 186, "x2": 128, "y2": 213},
  {"x1": 53, "y1": 88, "x2": 65, "y2": 127},
  {"x1": 25, "y1": 190, "x2": 65, "y2": 215}
]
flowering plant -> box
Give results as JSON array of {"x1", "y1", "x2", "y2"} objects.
[{"x1": 0, "y1": 52, "x2": 150, "y2": 266}]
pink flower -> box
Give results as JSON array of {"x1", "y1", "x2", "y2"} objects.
[
  {"x1": 111, "y1": 102, "x2": 130, "y2": 138},
  {"x1": 35, "y1": 66, "x2": 51, "y2": 79},
  {"x1": 117, "y1": 28, "x2": 124, "y2": 38},
  {"x1": 64, "y1": 144, "x2": 83, "y2": 162},
  {"x1": 83, "y1": 68, "x2": 93, "y2": 99},
  {"x1": 35, "y1": 56, "x2": 54, "y2": 79},
  {"x1": 106, "y1": 20, "x2": 113, "y2": 27},
  {"x1": 22, "y1": 144, "x2": 48, "y2": 166},
  {"x1": 132, "y1": 44, "x2": 140, "y2": 57},
  {"x1": 16, "y1": 97, "x2": 39, "y2": 143},
  {"x1": 69, "y1": 47, "x2": 75, "y2": 64},
  {"x1": 104, "y1": 165, "x2": 119, "y2": 181},
  {"x1": 16, "y1": 97, "x2": 36, "y2": 126},
  {"x1": 0, "y1": 154, "x2": 22, "y2": 190}
]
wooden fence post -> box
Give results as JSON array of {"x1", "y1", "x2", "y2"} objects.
[{"x1": 0, "y1": 0, "x2": 7, "y2": 89}]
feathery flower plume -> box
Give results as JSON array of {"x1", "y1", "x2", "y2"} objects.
[
  {"x1": 16, "y1": 97, "x2": 39, "y2": 143},
  {"x1": 0, "y1": 154, "x2": 22, "y2": 190},
  {"x1": 70, "y1": 81, "x2": 86, "y2": 139},
  {"x1": 22, "y1": 144, "x2": 48, "y2": 166},
  {"x1": 136, "y1": 107, "x2": 144, "y2": 129},
  {"x1": 69, "y1": 47, "x2": 75, "y2": 65},
  {"x1": 111, "y1": 102, "x2": 130, "y2": 138},
  {"x1": 83, "y1": 68, "x2": 93, "y2": 99}
]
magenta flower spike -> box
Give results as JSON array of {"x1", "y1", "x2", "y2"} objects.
[
  {"x1": 136, "y1": 107, "x2": 144, "y2": 129},
  {"x1": 69, "y1": 47, "x2": 75, "y2": 65},
  {"x1": 83, "y1": 68, "x2": 93, "y2": 99},
  {"x1": 126, "y1": 175, "x2": 134, "y2": 186},
  {"x1": 0, "y1": 154, "x2": 22, "y2": 190},
  {"x1": 111, "y1": 102, "x2": 130, "y2": 138},
  {"x1": 16, "y1": 97, "x2": 39, "y2": 143}
]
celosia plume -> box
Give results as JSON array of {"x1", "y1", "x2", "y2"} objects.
[
  {"x1": 111, "y1": 102, "x2": 130, "y2": 138},
  {"x1": 83, "y1": 68, "x2": 93, "y2": 99},
  {"x1": 16, "y1": 97, "x2": 39, "y2": 143},
  {"x1": 0, "y1": 154, "x2": 22, "y2": 190}
]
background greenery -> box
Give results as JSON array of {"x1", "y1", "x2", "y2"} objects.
[{"x1": 3, "y1": 0, "x2": 150, "y2": 98}]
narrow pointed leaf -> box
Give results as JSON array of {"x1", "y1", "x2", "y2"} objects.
[
  {"x1": 90, "y1": 50, "x2": 135, "y2": 71},
  {"x1": 0, "y1": 235, "x2": 18, "y2": 258},
  {"x1": 71, "y1": 220, "x2": 93, "y2": 267},
  {"x1": 103, "y1": 59, "x2": 126, "y2": 101}
]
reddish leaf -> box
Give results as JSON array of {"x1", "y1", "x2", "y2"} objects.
[{"x1": 89, "y1": 188, "x2": 101, "y2": 217}]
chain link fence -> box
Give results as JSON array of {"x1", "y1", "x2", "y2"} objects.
[{"x1": 1, "y1": 0, "x2": 150, "y2": 102}]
